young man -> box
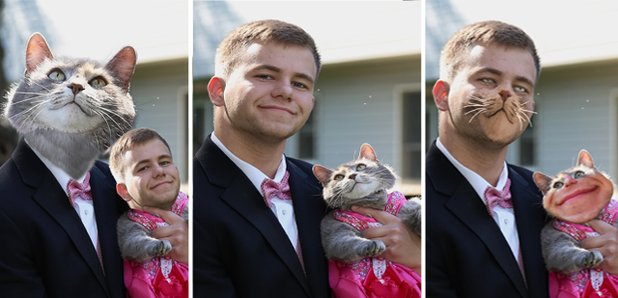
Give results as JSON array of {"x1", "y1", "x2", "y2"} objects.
[
  {"x1": 109, "y1": 128, "x2": 188, "y2": 298},
  {"x1": 426, "y1": 20, "x2": 618, "y2": 297},
  {"x1": 193, "y1": 19, "x2": 419, "y2": 297}
]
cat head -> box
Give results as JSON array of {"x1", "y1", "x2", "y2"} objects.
[
  {"x1": 312, "y1": 143, "x2": 396, "y2": 210},
  {"x1": 3, "y1": 33, "x2": 137, "y2": 178},
  {"x1": 533, "y1": 149, "x2": 614, "y2": 223}
]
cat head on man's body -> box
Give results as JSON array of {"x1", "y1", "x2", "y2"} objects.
[
  {"x1": 3, "y1": 33, "x2": 137, "y2": 178},
  {"x1": 312, "y1": 143, "x2": 397, "y2": 210},
  {"x1": 533, "y1": 149, "x2": 614, "y2": 224}
]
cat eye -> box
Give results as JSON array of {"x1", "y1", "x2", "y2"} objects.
[
  {"x1": 333, "y1": 174, "x2": 344, "y2": 181},
  {"x1": 89, "y1": 77, "x2": 108, "y2": 89},
  {"x1": 552, "y1": 181, "x2": 564, "y2": 189},
  {"x1": 356, "y1": 164, "x2": 366, "y2": 171},
  {"x1": 47, "y1": 69, "x2": 66, "y2": 82},
  {"x1": 573, "y1": 170, "x2": 585, "y2": 179}
]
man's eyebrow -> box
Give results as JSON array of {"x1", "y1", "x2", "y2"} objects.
[{"x1": 251, "y1": 64, "x2": 315, "y2": 84}]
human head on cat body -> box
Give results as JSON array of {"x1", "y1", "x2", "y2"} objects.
[
  {"x1": 312, "y1": 143, "x2": 396, "y2": 210},
  {"x1": 3, "y1": 32, "x2": 137, "y2": 179},
  {"x1": 433, "y1": 20, "x2": 539, "y2": 173},
  {"x1": 207, "y1": 19, "x2": 320, "y2": 177},
  {"x1": 533, "y1": 149, "x2": 614, "y2": 224},
  {"x1": 109, "y1": 128, "x2": 180, "y2": 211}
]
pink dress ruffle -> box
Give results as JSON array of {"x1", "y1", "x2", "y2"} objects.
[
  {"x1": 329, "y1": 191, "x2": 421, "y2": 298},
  {"x1": 124, "y1": 192, "x2": 189, "y2": 298},
  {"x1": 549, "y1": 200, "x2": 618, "y2": 298}
]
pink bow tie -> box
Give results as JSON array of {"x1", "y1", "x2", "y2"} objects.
[
  {"x1": 67, "y1": 172, "x2": 92, "y2": 207},
  {"x1": 484, "y1": 178, "x2": 512, "y2": 214},
  {"x1": 260, "y1": 171, "x2": 291, "y2": 206}
]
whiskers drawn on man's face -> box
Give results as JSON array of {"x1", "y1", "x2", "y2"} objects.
[{"x1": 463, "y1": 91, "x2": 536, "y2": 130}]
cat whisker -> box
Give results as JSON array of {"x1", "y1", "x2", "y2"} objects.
[
  {"x1": 467, "y1": 109, "x2": 486, "y2": 123},
  {"x1": 25, "y1": 79, "x2": 52, "y2": 92}
]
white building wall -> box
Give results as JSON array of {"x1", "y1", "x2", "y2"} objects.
[
  {"x1": 531, "y1": 61, "x2": 618, "y2": 178},
  {"x1": 286, "y1": 57, "x2": 420, "y2": 179}
]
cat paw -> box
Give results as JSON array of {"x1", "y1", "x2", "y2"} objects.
[
  {"x1": 582, "y1": 250, "x2": 603, "y2": 268},
  {"x1": 364, "y1": 240, "x2": 386, "y2": 257},
  {"x1": 152, "y1": 239, "x2": 172, "y2": 257}
]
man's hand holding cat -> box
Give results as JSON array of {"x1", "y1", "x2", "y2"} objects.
[
  {"x1": 143, "y1": 207, "x2": 189, "y2": 264},
  {"x1": 580, "y1": 219, "x2": 618, "y2": 274},
  {"x1": 352, "y1": 206, "x2": 421, "y2": 273}
]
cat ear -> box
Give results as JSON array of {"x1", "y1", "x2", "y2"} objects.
[
  {"x1": 25, "y1": 33, "x2": 54, "y2": 75},
  {"x1": 358, "y1": 143, "x2": 377, "y2": 161},
  {"x1": 577, "y1": 149, "x2": 595, "y2": 168},
  {"x1": 312, "y1": 165, "x2": 332, "y2": 185},
  {"x1": 532, "y1": 172, "x2": 552, "y2": 194},
  {"x1": 105, "y1": 46, "x2": 137, "y2": 92},
  {"x1": 433, "y1": 80, "x2": 450, "y2": 111}
]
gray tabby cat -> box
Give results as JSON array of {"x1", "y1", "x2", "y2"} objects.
[
  {"x1": 533, "y1": 150, "x2": 614, "y2": 274},
  {"x1": 4, "y1": 33, "x2": 136, "y2": 179},
  {"x1": 117, "y1": 207, "x2": 188, "y2": 262},
  {"x1": 312, "y1": 143, "x2": 422, "y2": 262}
]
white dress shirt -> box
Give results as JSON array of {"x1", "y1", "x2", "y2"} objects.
[
  {"x1": 27, "y1": 139, "x2": 99, "y2": 252},
  {"x1": 436, "y1": 138, "x2": 522, "y2": 268},
  {"x1": 211, "y1": 133, "x2": 300, "y2": 253}
]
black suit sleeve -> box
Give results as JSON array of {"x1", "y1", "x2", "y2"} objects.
[
  {"x1": 427, "y1": 232, "x2": 459, "y2": 298},
  {"x1": 0, "y1": 208, "x2": 46, "y2": 297},
  {"x1": 193, "y1": 214, "x2": 237, "y2": 298}
]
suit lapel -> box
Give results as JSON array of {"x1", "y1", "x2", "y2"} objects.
[
  {"x1": 91, "y1": 163, "x2": 123, "y2": 297},
  {"x1": 510, "y1": 167, "x2": 549, "y2": 296},
  {"x1": 200, "y1": 138, "x2": 310, "y2": 295},
  {"x1": 287, "y1": 160, "x2": 327, "y2": 296},
  {"x1": 13, "y1": 141, "x2": 108, "y2": 293},
  {"x1": 430, "y1": 144, "x2": 528, "y2": 296}
]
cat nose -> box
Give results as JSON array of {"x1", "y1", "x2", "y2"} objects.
[
  {"x1": 349, "y1": 173, "x2": 357, "y2": 180},
  {"x1": 499, "y1": 89, "x2": 511, "y2": 101},
  {"x1": 68, "y1": 83, "x2": 85, "y2": 95}
]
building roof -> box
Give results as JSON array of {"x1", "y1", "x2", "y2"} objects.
[
  {"x1": 192, "y1": 1, "x2": 420, "y2": 78},
  {"x1": 427, "y1": 0, "x2": 618, "y2": 80}
]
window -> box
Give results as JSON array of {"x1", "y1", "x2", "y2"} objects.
[
  {"x1": 519, "y1": 122, "x2": 536, "y2": 166},
  {"x1": 297, "y1": 109, "x2": 315, "y2": 159},
  {"x1": 402, "y1": 91, "x2": 422, "y2": 180}
]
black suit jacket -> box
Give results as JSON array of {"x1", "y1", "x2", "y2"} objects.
[
  {"x1": 426, "y1": 141, "x2": 549, "y2": 298},
  {"x1": 0, "y1": 140, "x2": 127, "y2": 297},
  {"x1": 193, "y1": 136, "x2": 330, "y2": 298}
]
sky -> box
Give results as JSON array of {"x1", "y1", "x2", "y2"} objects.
[
  {"x1": 428, "y1": 0, "x2": 618, "y2": 68},
  {"x1": 2, "y1": 0, "x2": 188, "y2": 81}
]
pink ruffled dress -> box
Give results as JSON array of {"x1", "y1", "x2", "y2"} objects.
[
  {"x1": 124, "y1": 192, "x2": 189, "y2": 298},
  {"x1": 329, "y1": 191, "x2": 421, "y2": 298},
  {"x1": 549, "y1": 200, "x2": 618, "y2": 298}
]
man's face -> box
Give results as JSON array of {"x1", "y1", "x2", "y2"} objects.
[
  {"x1": 442, "y1": 44, "x2": 537, "y2": 148},
  {"x1": 118, "y1": 139, "x2": 180, "y2": 210},
  {"x1": 215, "y1": 42, "x2": 317, "y2": 142}
]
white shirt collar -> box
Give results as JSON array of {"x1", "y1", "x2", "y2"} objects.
[
  {"x1": 25, "y1": 138, "x2": 87, "y2": 196},
  {"x1": 436, "y1": 138, "x2": 509, "y2": 202},
  {"x1": 210, "y1": 133, "x2": 287, "y2": 195}
]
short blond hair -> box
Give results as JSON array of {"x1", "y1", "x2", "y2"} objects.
[
  {"x1": 440, "y1": 20, "x2": 540, "y2": 82},
  {"x1": 109, "y1": 128, "x2": 171, "y2": 182},
  {"x1": 214, "y1": 19, "x2": 321, "y2": 79}
]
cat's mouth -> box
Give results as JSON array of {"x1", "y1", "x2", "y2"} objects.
[
  {"x1": 51, "y1": 100, "x2": 95, "y2": 117},
  {"x1": 558, "y1": 186, "x2": 598, "y2": 205},
  {"x1": 464, "y1": 93, "x2": 535, "y2": 129}
]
